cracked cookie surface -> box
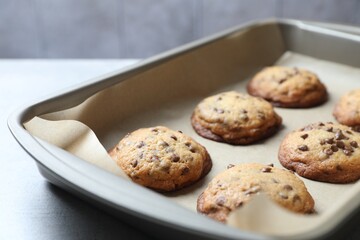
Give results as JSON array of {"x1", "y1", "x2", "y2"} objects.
[
  {"x1": 279, "y1": 122, "x2": 360, "y2": 183},
  {"x1": 109, "y1": 126, "x2": 212, "y2": 192},
  {"x1": 191, "y1": 91, "x2": 282, "y2": 145},
  {"x1": 197, "y1": 163, "x2": 314, "y2": 222},
  {"x1": 247, "y1": 66, "x2": 328, "y2": 108}
]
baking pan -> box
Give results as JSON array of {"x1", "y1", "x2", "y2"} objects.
[{"x1": 8, "y1": 19, "x2": 360, "y2": 240}]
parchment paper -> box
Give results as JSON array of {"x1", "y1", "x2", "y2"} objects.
[{"x1": 24, "y1": 52, "x2": 360, "y2": 237}]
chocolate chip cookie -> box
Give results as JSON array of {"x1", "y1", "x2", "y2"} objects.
[
  {"x1": 279, "y1": 122, "x2": 360, "y2": 183},
  {"x1": 109, "y1": 126, "x2": 212, "y2": 192},
  {"x1": 247, "y1": 66, "x2": 328, "y2": 108},
  {"x1": 333, "y1": 89, "x2": 360, "y2": 129},
  {"x1": 197, "y1": 163, "x2": 314, "y2": 222},
  {"x1": 191, "y1": 91, "x2": 282, "y2": 145}
]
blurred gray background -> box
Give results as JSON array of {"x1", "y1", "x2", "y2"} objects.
[{"x1": 2, "y1": 0, "x2": 360, "y2": 59}]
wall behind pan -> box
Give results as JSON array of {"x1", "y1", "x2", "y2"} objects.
[{"x1": 1, "y1": 0, "x2": 360, "y2": 58}]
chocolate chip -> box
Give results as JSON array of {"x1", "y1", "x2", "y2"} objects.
[
  {"x1": 319, "y1": 122, "x2": 325, "y2": 126},
  {"x1": 351, "y1": 126, "x2": 360, "y2": 132},
  {"x1": 283, "y1": 185, "x2": 293, "y2": 191},
  {"x1": 227, "y1": 164, "x2": 235, "y2": 169},
  {"x1": 178, "y1": 130, "x2": 183, "y2": 133},
  {"x1": 131, "y1": 160, "x2": 138, "y2": 167},
  {"x1": 261, "y1": 167, "x2": 272, "y2": 173},
  {"x1": 216, "y1": 196, "x2": 226, "y2": 206},
  {"x1": 279, "y1": 192, "x2": 288, "y2": 199},
  {"x1": 293, "y1": 195, "x2": 301, "y2": 203},
  {"x1": 279, "y1": 78, "x2": 287, "y2": 84},
  {"x1": 300, "y1": 134, "x2": 308, "y2": 140},
  {"x1": 325, "y1": 138, "x2": 334, "y2": 144},
  {"x1": 240, "y1": 114, "x2": 249, "y2": 121},
  {"x1": 158, "y1": 141, "x2": 169, "y2": 147},
  {"x1": 298, "y1": 145, "x2": 309, "y2": 151},
  {"x1": 336, "y1": 141, "x2": 345, "y2": 149},
  {"x1": 240, "y1": 109, "x2": 248, "y2": 114},
  {"x1": 331, "y1": 145, "x2": 338, "y2": 152},
  {"x1": 324, "y1": 148, "x2": 333, "y2": 155},
  {"x1": 335, "y1": 130, "x2": 348, "y2": 140},
  {"x1": 345, "y1": 145, "x2": 354, "y2": 152},
  {"x1": 343, "y1": 149, "x2": 352, "y2": 156},
  {"x1": 257, "y1": 112, "x2": 265, "y2": 120},
  {"x1": 319, "y1": 139, "x2": 326, "y2": 145},
  {"x1": 151, "y1": 128, "x2": 158, "y2": 132},
  {"x1": 346, "y1": 130, "x2": 353, "y2": 135},
  {"x1": 189, "y1": 146, "x2": 196, "y2": 153},
  {"x1": 267, "y1": 163, "x2": 274, "y2": 167},
  {"x1": 171, "y1": 154, "x2": 180, "y2": 162},
  {"x1": 170, "y1": 135, "x2": 177, "y2": 141},
  {"x1": 326, "y1": 127, "x2": 333, "y2": 132},
  {"x1": 350, "y1": 141, "x2": 358, "y2": 148},
  {"x1": 181, "y1": 167, "x2": 190, "y2": 175}
]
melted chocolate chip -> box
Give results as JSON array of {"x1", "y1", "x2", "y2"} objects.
[
  {"x1": 261, "y1": 167, "x2": 272, "y2": 173},
  {"x1": 227, "y1": 164, "x2": 235, "y2": 169},
  {"x1": 293, "y1": 195, "x2": 301, "y2": 203},
  {"x1": 350, "y1": 141, "x2": 358, "y2": 148},
  {"x1": 300, "y1": 134, "x2": 309, "y2": 140},
  {"x1": 181, "y1": 167, "x2": 190, "y2": 175},
  {"x1": 170, "y1": 135, "x2": 177, "y2": 141},
  {"x1": 131, "y1": 160, "x2": 138, "y2": 168},
  {"x1": 331, "y1": 145, "x2": 338, "y2": 152},
  {"x1": 343, "y1": 149, "x2": 352, "y2": 156},
  {"x1": 171, "y1": 154, "x2": 180, "y2": 162},
  {"x1": 345, "y1": 145, "x2": 354, "y2": 152},
  {"x1": 351, "y1": 126, "x2": 360, "y2": 132},
  {"x1": 324, "y1": 148, "x2": 333, "y2": 155},
  {"x1": 336, "y1": 141, "x2": 345, "y2": 149},
  {"x1": 279, "y1": 78, "x2": 287, "y2": 84},
  {"x1": 298, "y1": 145, "x2": 309, "y2": 151},
  {"x1": 279, "y1": 192, "x2": 288, "y2": 199},
  {"x1": 335, "y1": 130, "x2": 348, "y2": 140}
]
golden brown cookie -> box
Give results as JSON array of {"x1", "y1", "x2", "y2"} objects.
[
  {"x1": 279, "y1": 122, "x2": 360, "y2": 183},
  {"x1": 191, "y1": 91, "x2": 282, "y2": 145},
  {"x1": 197, "y1": 163, "x2": 314, "y2": 222},
  {"x1": 247, "y1": 66, "x2": 328, "y2": 108},
  {"x1": 333, "y1": 89, "x2": 360, "y2": 129},
  {"x1": 109, "y1": 126, "x2": 212, "y2": 192}
]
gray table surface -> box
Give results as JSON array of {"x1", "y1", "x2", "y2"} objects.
[{"x1": 1, "y1": 60, "x2": 359, "y2": 240}]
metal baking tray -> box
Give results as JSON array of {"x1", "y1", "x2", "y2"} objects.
[{"x1": 8, "y1": 19, "x2": 360, "y2": 240}]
